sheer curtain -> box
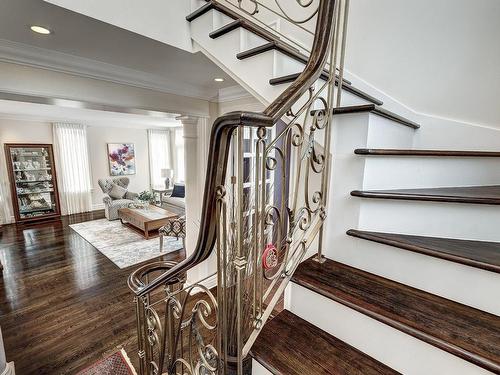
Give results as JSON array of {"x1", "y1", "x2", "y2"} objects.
[
  {"x1": 53, "y1": 123, "x2": 92, "y2": 215},
  {"x1": 148, "y1": 129, "x2": 173, "y2": 190},
  {"x1": 0, "y1": 132, "x2": 12, "y2": 224}
]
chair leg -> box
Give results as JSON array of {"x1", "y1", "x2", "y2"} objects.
[{"x1": 159, "y1": 235, "x2": 164, "y2": 252}]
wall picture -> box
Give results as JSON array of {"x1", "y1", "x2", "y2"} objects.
[{"x1": 107, "y1": 143, "x2": 136, "y2": 176}]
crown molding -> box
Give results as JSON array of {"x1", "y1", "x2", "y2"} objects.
[
  {"x1": 0, "y1": 39, "x2": 215, "y2": 101},
  {"x1": 214, "y1": 85, "x2": 253, "y2": 103}
]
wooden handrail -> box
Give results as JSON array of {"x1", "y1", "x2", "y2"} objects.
[{"x1": 129, "y1": 0, "x2": 337, "y2": 296}]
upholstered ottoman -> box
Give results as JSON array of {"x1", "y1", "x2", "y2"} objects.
[{"x1": 159, "y1": 216, "x2": 186, "y2": 251}]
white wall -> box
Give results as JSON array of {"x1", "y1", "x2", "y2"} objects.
[{"x1": 87, "y1": 126, "x2": 151, "y2": 207}]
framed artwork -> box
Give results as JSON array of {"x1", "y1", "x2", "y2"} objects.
[{"x1": 107, "y1": 143, "x2": 136, "y2": 176}]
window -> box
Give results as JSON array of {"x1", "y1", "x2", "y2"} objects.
[
  {"x1": 148, "y1": 129, "x2": 172, "y2": 190},
  {"x1": 148, "y1": 128, "x2": 185, "y2": 189}
]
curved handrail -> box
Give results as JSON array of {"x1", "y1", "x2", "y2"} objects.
[
  {"x1": 132, "y1": 111, "x2": 272, "y2": 296},
  {"x1": 129, "y1": 0, "x2": 337, "y2": 297}
]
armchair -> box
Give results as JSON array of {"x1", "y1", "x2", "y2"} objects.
[{"x1": 98, "y1": 177, "x2": 138, "y2": 220}]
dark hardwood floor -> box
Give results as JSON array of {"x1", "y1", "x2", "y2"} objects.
[{"x1": 0, "y1": 210, "x2": 185, "y2": 374}]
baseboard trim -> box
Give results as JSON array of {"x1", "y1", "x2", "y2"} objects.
[
  {"x1": 201, "y1": 273, "x2": 217, "y2": 290},
  {"x1": 186, "y1": 273, "x2": 218, "y2": 292}
]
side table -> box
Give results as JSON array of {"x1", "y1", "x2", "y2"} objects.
[{"x1": 152, "y1": 188, "x2": 173, "y2": 206}]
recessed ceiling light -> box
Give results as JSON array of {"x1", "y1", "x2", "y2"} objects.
[
  {"x1": 30, "y1": 25, "x2": 52, "y2": 35},
  {"x1": 214, "y1": 78, "x2": 225, "y2": 82}
]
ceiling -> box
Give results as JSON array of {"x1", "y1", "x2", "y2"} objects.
[
  {"x1": 347, "y1": 0, "x2": 500, "y2": 128},
  {"x1": 0, "y1": 0, "x2": 237, "y2": 100}
]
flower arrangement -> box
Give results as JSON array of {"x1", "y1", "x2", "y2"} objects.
[{"x1": 138, "y1": 190, "x2": 154, "y2": 203}]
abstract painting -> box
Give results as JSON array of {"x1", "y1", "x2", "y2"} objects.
[{"x1": 107, "y1": 143, "x2": 136, "y2": 176}]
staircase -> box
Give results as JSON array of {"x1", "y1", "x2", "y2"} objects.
[{"x1": 128, "y1": 1, "x2": 500, "y2": 374}]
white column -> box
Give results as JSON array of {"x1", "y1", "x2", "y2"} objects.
[{"x1": 178, "y1": 116, "x2": 216, "y2": 286}]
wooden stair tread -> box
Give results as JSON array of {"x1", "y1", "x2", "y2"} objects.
[
  {"x1": 270, "y1": 73, "x2": 382, "y2": 106},
  {"x1": 251, "y1": 310, "x2": 400, "y2": 375},
  {"x1": 237, "y1": 41, "x2": 317, "y2": 70},
  {"x1": 355, "y1": 149, "x2": 500, "y2": 157},
  {"x1": 209, "y1": 19, "x2": 242, "y2": 39},
  {"x1": 186, "y1": 1, "x2": 215, "y2": 22},
  {"x1": 347, "y1": 229, "x2": 500, "y2": 273},
  {"x1": 292, "y1": 258, "x2": 500, "y2": 373},
  {"x1": 351, "y1": 185, "x2": 500, "y2": 205},
  {"x1": 333, "y1": 104, "x2": 420, "y2": 129}
]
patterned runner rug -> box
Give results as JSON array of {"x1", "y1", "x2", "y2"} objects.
[{"x1": 77, "y1": 349, "x2": 137, "y2": 375}]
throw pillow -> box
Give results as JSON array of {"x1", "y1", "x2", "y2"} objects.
[
  {"x1": 170, "y1": 183, "x2": 185, "y2": 198},
  {"x1": 108, "y1": 183, "x2": 127, "y2": 199}
]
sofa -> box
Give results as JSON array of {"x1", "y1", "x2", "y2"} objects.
[
  {"x1": 162, "y1": 183, "x2": 185, "y2": 215},
  {"x1": 98, "y1": 177, "x2": 138, "y2": 220}
]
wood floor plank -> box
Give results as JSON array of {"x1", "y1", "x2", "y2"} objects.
[
  {"x1": 251, "y1": 310, "x2": 400, "y2": 375},
  {"x1": 0, "y1": 211, "x2": 185, "y2": 374},
  {"x1": 292, "y1": 257, "x2": 500, "y2": 374}
]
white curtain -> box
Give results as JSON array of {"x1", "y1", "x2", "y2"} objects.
[
  {"x1": 53, "y1": 123, "x2": 92, "y2": 215},
  {"x1": 148, "y1": 129, "x2": 173, "y2": 190},
  {"x1": 0, "y1": 132, "x2": 12, "y2": 224}
]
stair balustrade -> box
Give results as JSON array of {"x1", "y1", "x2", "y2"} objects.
[{"x1": 128, "y1": 0, "x2": 350, "y2": 373}]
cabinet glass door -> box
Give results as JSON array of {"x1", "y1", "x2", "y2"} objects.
[{"x1": 7, "y1": 145, "x2": 60, "y2": 221}]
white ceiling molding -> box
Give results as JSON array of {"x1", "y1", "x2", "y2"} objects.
[
  {"x1": 0, "y1": 99, "x2": 182, "y2": 129},
  {"x1": 215, "y1": 85, "x2": 253, "y2": 103},
  {"x1": 0, "y1": 39, "x2": 216, "y2": 100}
]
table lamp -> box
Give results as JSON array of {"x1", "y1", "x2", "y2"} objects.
[{"x1": 161, "y1": 168, "x2": 173, "y2": 189}]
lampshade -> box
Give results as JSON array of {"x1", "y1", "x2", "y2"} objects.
[{"x1": 161, "y1": 168, "x2": 173, "y2": 178}]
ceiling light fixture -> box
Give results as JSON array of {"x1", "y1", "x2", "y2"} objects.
[
  {"x1": 30, "y1": 25, "x2": 52, "y2": 35},
  {"x1": 214, "y1": 78, "x2": 225, "y2": 82}
]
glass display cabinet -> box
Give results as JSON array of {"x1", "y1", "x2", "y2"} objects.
[{"x1": 5, "y1": 144, "x2": 61, "y2": 222}]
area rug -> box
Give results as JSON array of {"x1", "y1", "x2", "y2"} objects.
[
  {"x1": 70, "y1": 218, "x2": 182, "y2": 269},
  {"x1": 77, "y1": 349, "x2": 137, "y2": 375}
]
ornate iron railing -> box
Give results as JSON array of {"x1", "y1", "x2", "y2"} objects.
[{"x1": 128, "y1": 0, "x2": 350, "y2": 373}]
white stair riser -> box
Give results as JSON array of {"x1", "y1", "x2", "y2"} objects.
[
  {"x1": 324, "y1": 234, "x2": 500, "y2": 315},
  {"x1": 212, "y1": 11, "x2": 234, "y2": 30},
  {"x1": 363, "y1": 156, "x2": 500, "y2": 190},
  {"x1": 332, "y1": 113, "x2": 415, "y2": 155},
  {"x1": 358, "y1": 199, "x2": 500, "y2": 241},
  {"x1": 240, "y1": 29, "x2": 268, "y2": 52},
  {"x1": 252, "y1": 359, "x2": 272, "y2": 375},
  {"x1": 287, "y1": 283, "x2": 493, "y2": 375}
]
